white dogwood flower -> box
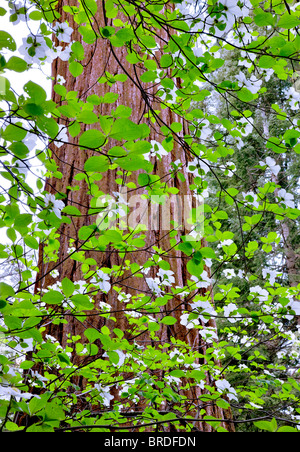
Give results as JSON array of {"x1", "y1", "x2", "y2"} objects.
[
  {"x1": 285, "y1": 86, "x2": 300, "y2": 110},
  {"x1": 50, "y1": 269, "x2": 59, "y2": 279},
  {"x1": 19, "y1": 34, "x2": 53, "y2": 65},
  {"x1": 277, "y1": 188, "x2": 295, "y2": 208},
  {"x1": 55, "y1": 42, "x2": 74, "y2": 61},
  {"x1": 8, "y1": 0, "x2": 26, "y2": 25},
  {"x1": 187, "y1": 156, "x2": 211, "y2": 176},
  {"x1": 180, "y1": 313, "x2": 200, "y2": 329},
  {"x1": 54, "y1": 124, "x2": 68, "y2": 148},
  {"x1": 44, "y1": 193, "x2": 65, "y2": 219},
  {"x1": 190, "y1": 270, "x2": 211, "y2": 289},
  {"x1": 145, "y1": 140, "x2": 168, "y2": 159},
  {"x1": 94, "y1": 384, "x2": 114, "y2": 407},
  {"x1": 250, "y1": 285, "x2": 269, "y2": 302},
  {"x1": 56, "y1": 74, "x2": 66, "y2": 85},
  {"x1": 53, "y1": 22, "x2": 74, "y2": 43},
  {"x1": 223, "y1": 268, "x2": 235, "y2": 279},
  {"x1": 259, "y1": 156, "x2": 280, "y2": 177},
  {"x1": 215, "y1": 378, "x2": 238, "y2": 401},
  {"x1": 262, "y1": 268, "x2": 279, "y2": 285},
  {"x1": 242, "y1": 191, "x2": 260, "y2": 208},
  {"x1": 221, "y1": 0, "x2": 246, "y2": 18},
  {"x1": 0, "y1": 385, "x2": 39, "y2": 400},
  {"x1": 157, "y1": 268, "x2": 175, "y2": 286},
  {"x1": 223, "y1": 303, "x2": 238, "y2": 323},
  {"x1": 236, "y1": 71, "x2": 262, "y2": 94},
  {"x1": 146, "y1": 277, "x2": 163, "y2": 296},
  {"x1": 91, "y1": 269, "x2": 111, "y2": 293},
  {"x1": 190, "y1": 299, "x2": 216, "y2": 323},
  {"x1": 118, "y1": 292, "x2": 132, "y2": 303}
]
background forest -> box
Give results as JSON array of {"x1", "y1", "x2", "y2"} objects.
[{"x1": 0, "y1": 0, "x2": 300, "y2": 433}]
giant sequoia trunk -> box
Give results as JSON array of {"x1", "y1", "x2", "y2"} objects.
[{"x1": 18, "y1": 0, "x2": 234, "y2": 432}]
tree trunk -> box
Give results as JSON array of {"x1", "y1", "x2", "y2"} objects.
[{"x1": 18, "y1": 0, "x2": 234, "y2": 432}]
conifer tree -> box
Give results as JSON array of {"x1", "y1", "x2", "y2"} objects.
[{"x1": 1, "y1": 0, "x2": 300, "y2": 433}]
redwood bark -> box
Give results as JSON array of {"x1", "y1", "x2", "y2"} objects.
[{"x1": 24, "y1": 0, "x2": 234, "y2": 432}]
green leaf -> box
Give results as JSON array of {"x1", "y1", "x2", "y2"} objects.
[
  {"x1": 77, "y1": 110, "x2": 98, "y2": 124},
  {"x1": 277, "y1": 426, "x2": 298, "y2": 432},
  {"x1": 160, "y1": 54, "x2": 173, "y2": 68},
  {"x1": 44, "y1": 401, "x2": 65, "y2": 422},
  {"x1": 71, "y1": 294, "x2": 94, "y2": 310},
  {"x1": 84, "y1": 155, "x2": 109, "y2": 172},
  {"x1": 29, "y1": 10, "x2": 43, "y2": 20},
  {"x1": 24, "y1": 81, "x2": 47, "y2": 104},
  {"x1": 5, "y1": 421, "x2": 24, "y2": 432},
  {"x1": 261, "y1": 315, "x2": 274, "y2": 324},
  {"x1": 20, "y1": 360, "x2": 34, "y2": 369},
  {"x1": 237, "y1": 87, "x2": 254, "y2": 102},
  {"x1": 103, "y1": 92, "x2": 119, "y2": 103},
  {"x1": 266, "y1": 137, "x2": 285, "y2": 153},
  {"x1": 108, "y1": 350, "x2": 120, "y2": 364},
  {"x1": 254, "y1": 12, "x2": 275, "y2": 27},
  {"x1": 0, "y1": 30, "x2": 16, "y2": 51},
  {"x1": 148, "y1": 322, "x2": 160, "y2": 332},
  {"x1": 107, "y1": 146, "x2": 127, "y2": 157},
  {"x1": 138, "y1": 173, "x2": 150, "y2": 186},
  {"x1": 2, "y1": 123, "x2": 27, "y2": 142},
  {"x1": 24, "y1": 236, "x2": 39, "y2": 250},
  {"x1": 79, "y1": 25, "x2": 97, "y2": 44},
  {"x1": 177, "y1": 242, "x2": 193, "y2": 256},
  {"x1": 0, "y1": 282, "x2": 15, "y2": 299},
  {"x1": 101, "y1": 25, "x2": 115, "y2": 38},
  {"x1": 62, "y1": 205, "x2": 82, "y2": 216},
  {"x1": 187, "y1": 258, "x2": 203, "y2": 277},
  {"x1": 110, "y1": 27, "x2": 134, "y2": 46},
  {"x1": 258, "y1": 55, "x2": 275, "y2": 68},
  {"x1": 6, "y1": 227, "x2": 16, "y2": 242},
  {"x1": 278, "y1": 14, "x2": 300, "y2": 29},
  {"x1": 170, "y1": 369, "x2": 185, "y2": 378},
  {"x1": 110, "y1": 118, "x2": 150, "y2": 141},
  {"x1": 84, "y1": 327, "x2": 102, "y2": 343},
  {"x1": 140, "y1": 70, "x2": 158, "y2": 83},
  {"x1": 140, "y1": 34, "x2": 157, "y2": 49},
  {"x1": 79, "y1": 129, "x2": 106, "y2": 149},
  {"x1": 83, "y1": 0, "x2": 97, "y2": 15},
  {"x1": 61, "y1": 278, "x2": 75, "y2": 298},
  {"x1": 42, "y1": 290, "x2": 64, "y2": 305},
  {"x1": 14, "y1": 213, "x2": 32, "y2": 229},
  {"x1": 71, "y1": 41, "x2": 85, "y2": 60},
  {"x1": 6, "y1": 56, "x2": 27, "y2": 72},
  {"x1": 117, "y1": 155, "x2": 150, "y2": 171},
  {"x1": 189, "y1": 369, "x2": 206, "y2": 381},
  {"x1": 69, "y1": 61, "x2": 83, "y2": 77},
  {"x1": 0, "y1": 300, "x2": 7, "y2": 310},
  {"x1": 23, "y1": 103, "x2": 44, "y2": 116},
  {"x1": 254, "y1": 418, "x2": 278, "y2": 432},
  {"x1": 161, "y1": 316, "x2": 177, "y2": 325},
  {"x1": 9, "y1": 141, "x2": 29, "y2": 158},
  {"x1": 200, "y1": 247, "x2": 216, "y2": 259},
  {"x1": 216, "y1": 398, "x2": 230, "y2": 410}
]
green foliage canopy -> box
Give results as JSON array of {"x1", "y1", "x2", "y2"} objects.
[{"x1": 0, "y1": 0, "x2": 300, "y2": 433}]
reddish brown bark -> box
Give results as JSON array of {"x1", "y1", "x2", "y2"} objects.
[{"x1": 28, "y1": 0, "x2": 234, "y2": 432}]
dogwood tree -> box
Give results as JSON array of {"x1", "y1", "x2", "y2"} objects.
[{"x1": 0, "y1": 0, "x2": 300, "y2": 433}]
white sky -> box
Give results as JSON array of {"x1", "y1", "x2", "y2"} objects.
[
  {"x1": 1, "y1": 12, "x2": 52, "y2": 94},
  {"x1": 0, "y1": 13, "x2": 51, "y2": 249}
]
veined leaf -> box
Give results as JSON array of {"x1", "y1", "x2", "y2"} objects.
[
  {"x1": 79, "y1": 129, "x2": 106, "y2": 149},
  {"x1": 84, "y1": 155, "x2": 109, "y2": 172}
]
